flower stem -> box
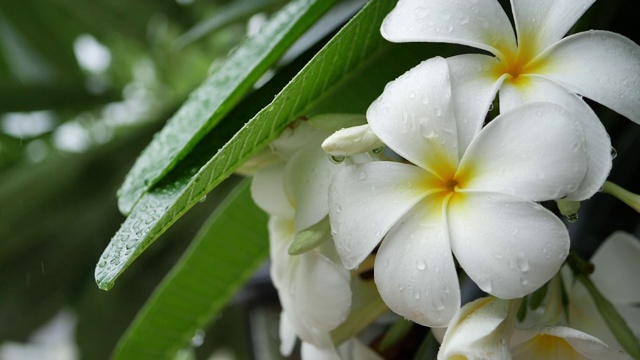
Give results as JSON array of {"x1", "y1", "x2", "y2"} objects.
[{"x1": 601, "y1": 181, "x2": 640, "y2": 212}]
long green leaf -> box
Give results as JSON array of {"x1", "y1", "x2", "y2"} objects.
[
  {"x1": 112, "y1": 179, "x2": 269, "y2": 360},
  {"x1": 117, "y1": 0, "x2": 337, "y2": 215},
  {"x1": 95, "y1": 0, "x2": 451, "y2": 290}
]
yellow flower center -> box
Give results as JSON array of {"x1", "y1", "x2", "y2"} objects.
[
  {"x1": 493, "y1": 35, "x2": 544, "y2": 87},
  {"x1": 421, "y1": 154, "x2": 468, "y2": 209},
  {"x1": 518, "y1": 334, "x2": 576, "y2": 358}
]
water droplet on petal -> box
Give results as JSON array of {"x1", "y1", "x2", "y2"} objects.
[
  {"x1": 611, "y1": 147, "x2": 618, "y2": 159},
  {"x1": 413, "y1": 290, "x2": 421, "y2": 300},
  {"x1": 358, "y1": 171, "x2": 367, "y2": 180},
  {"x1": 516, "y1": 252, "x2": 530, "y2": 272},
  {"x1": 416, "y1": 259, "x2": 427, "y2": 271}
]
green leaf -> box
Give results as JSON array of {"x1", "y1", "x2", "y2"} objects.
[
  {"x1": 117, "y1": 0, "x2": 338, "y2": 215},
  {"x1": 95, "y1": 0, "x2": 452, "y2": 290},
  {"x1": 112, "y1": 179, "x2": 269, "y2": 360}
]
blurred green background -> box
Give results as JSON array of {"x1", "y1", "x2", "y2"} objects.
[
  {"x1": 1, "y1": 0, "x2": 640, "y2": 359},
  {"x1": 0, "y1": 0, "x2": 288, "y2": 358}
]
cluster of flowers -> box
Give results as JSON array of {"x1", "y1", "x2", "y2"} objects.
[{"x1": 247, "y1": 0, "x2": 640, "y2": 358}]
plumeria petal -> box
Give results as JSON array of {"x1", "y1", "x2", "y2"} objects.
[
  {"x1": 511, "y1": 0, "x2": 595, "y2": 55},
  {"x1": 591, "y1": 231, "x2": 640, "y2": 304},
  {"x1": 615, "y1": 305, "x2": 640, "y2": 344},
  {"x1": 569, "y1": 232, "x2": 640, "y2": 349},
  {"x1": 367, "y1": 57, "x2": 459, "y2": 175},
  {"x1": 448, "y1": 191, "x2": 570, "y2": 298},
  {"x1": 511, "y1": 326, "x2": 631, "y2": 360},
  {"x1": 279, "y1": 312, "x2": 297, "y2": 356},
  {"x1": 285, "y1": 143, "x2": 339, "y2": 231},
  {"x1": 375, "y1": 200, "x2": 460, "y2": 327},
  {"x1": 251, "y1": 161, "x2": 294, "y2": 218},
  {"x1": 289, "y1": 250, "x2": 351, "y2": 334},
  {"x1": 338, "y1": 339, "x2": 384, "y2": 360},
  {"x1": 381, "y1": 0, "x2": 517, "y2": 60},
  {"x1": 459, "y1": 102, "x2": 587, "y2": 201},
  {"x1": 270, "y1": 121, "x2": 330, "y2": 160},
  {"x1": 446, "y1": 54, "x2": 506, "y2": 156},
  {"x1": 438, "y1": 297, "x2": 517, "y2": 360},
  {"x1": 269, "y1": 217, "x2": 351, "y2": 348},
  {"x1": 268, "y1": 216, "x2": 295, "y2": 286},
  {"x1": 569, "y1": 281, "x2": 640, "y2": 351},
  {"x1": 301, "y1": 341, "x2": 340, "y2": 360},
  {"x1": 536, "y1": 30, "x2": 640, "y2": 124},
  {"x1": 329, "y1": 162, "x2": 435, "y2": 269},
  {"x1": 500, "y1": 76, "x2": 611, "y2": 200}
]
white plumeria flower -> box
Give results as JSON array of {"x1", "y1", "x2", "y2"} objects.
[
  {"x1": 329, "y1": 57, "x2": 588, "y2": 327},
  {"x1": 268, "y1": 216, "x2": 352, "y2": 355},
  {"x1": 251, "y1": 121, "x2": 353, "y2": 354},
  {"x1": 511, "y1": 326, "x2": 631, "y2": 359},
  {"x1": 568, "y1": 231, "x2": 640, "y2": 350},
  {"x1": 382, "y1": 0, "x2": 640, "y2": 200},
  {"x1": 438, "y1": 296, "x2": 630, "y2": 359},
  {"x1": 438, "y1": 297, "x2": 519, "y2": 359}
]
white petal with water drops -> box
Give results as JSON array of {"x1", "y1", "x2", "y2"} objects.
[
  {"x1": 367, "y1": 57, "x2": 459, "y2": 173},
  {"x1": 460, "y1": 102, "x2": 587, "y2": 202},
  {"x1": 536, "y1": 30, "x2": 640, "y2": 124},
  {"x1": 381, "y1": 0, "x2": 516, "y2": 60},
  {"x1": 511, "y1": 0, "x2": 595, "y2": 55},
  {"x1": 500, "y1": 76, "x2": 611, "y2": 200},
  {"x1": 374, "y1": 202, "x2": 460, "y2": 327},
  {"x1": 329, "y1": 162, "x2": 433, "y2": 269},
  {"x1": 448, "y1": 192, "x2": 570, "y2": 299}
]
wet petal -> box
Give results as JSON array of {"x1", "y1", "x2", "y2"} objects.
[
  {"x1": 500, "y1": 76, "x2": 611, "y2": 200},
  {"x1": 270, "y1": 121, "x2": 330, "y2": 160},
  {"x1": 268, "y1": 216, "x2": 295, "y2": 286},
  {"x1": 536, "y1": 30, "x2": 640, "y2": 124},
  {"x1": 511, "y1": 326, "x2": 631, "y2": 360},
  {"x1": 285, "y1": 143, "x2": 341, "y2": 231},
  {"x1": 329, "y1": 161, "x2": 435, "y2": 269},
  {"x1": 446, "y1": 54, "x2": 505, "y2": 155},
  {"x1": 381, "y1": 0, "x2": 517, "y2": 60},
  {"x1": 448, "y1": 191, "x2": 570, "y2": 299},
  {"x1": 337, "y1": 339, "x2": 384, "y2": 360},
  {"x1": 279, "y1": 311, "x2": 297, "y2": 356},
  {"x1": 290, "y1": 250, "x2": 351, "y2": 333},
  {"x1": 276, "y1": 249, "x2": 350, "y2": 347},
  {"x1": 438, "y1": 297, "x2": 516, "y2": 360},
  {"x1": 375, "y1": 201, "x2": 460, "y2": 327},
  {"x1": 367, "y1": 57, "x2": 459, "y2": 175},
  {"x1": 301, "y1": 340, "x2": 340, "y2": 360},
  {"x1": 251, "y1": 161, "x2": 294, "y2": 218},
  {"x1": 591, "y1": 231, "x2": 640, "y2": 304},
  {"x1": 568, "y1": 281, "x2": 640, "y2": 351},
  {"x1": 512, "y1": 0, "x2": 595, "y2": 55},
  {"x1": 459, "y1": 102, "x2": 587, "y2": 201}
]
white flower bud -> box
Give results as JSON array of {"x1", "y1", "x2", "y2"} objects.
[{"x1": 321, "y1": 124, "x2": 384, "y2": 157}]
